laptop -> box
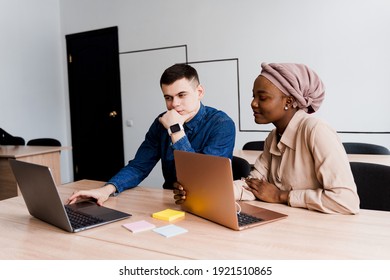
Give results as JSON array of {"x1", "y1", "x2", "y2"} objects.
[
  {"x1": 9, "y1": 159, "x2": 131, "y2": 233},
  {"x1": 174, "y1": 150, "x2": 287, "y2": 230}
]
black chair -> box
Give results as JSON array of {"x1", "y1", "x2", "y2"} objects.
[
  {"x1": 27, "y1": 138, "x2": 61, "y2": 147},
  {"x1": 231, "y1": 156, "x2": 251, "y2": 180},
  {"x1": 350, "y1": 162, "x2": 390, "y2": 211},
  {"x1": 242, "y1": 141, "x2": 265, "y2": 151},
  {"x1": 0, "y1": 128, "x2": 25, "y2": 145},
  {"x1": 343, "y1": 142, "x2": 390, "y2": 155}
]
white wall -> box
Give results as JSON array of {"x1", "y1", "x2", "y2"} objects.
[
  {"x1": 0, "y1": 0, "x2": 72, "y2": 183},
  {"x1": 2, "y1": 0, "x2": 390, "y2": 187},
  {"x1": 59, "y1": 0, "x2": 390, "y2": 187}
]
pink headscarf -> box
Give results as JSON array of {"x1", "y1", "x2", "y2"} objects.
[{"x1": 260, "y1": 63, "x2": 325, "y2": 113}]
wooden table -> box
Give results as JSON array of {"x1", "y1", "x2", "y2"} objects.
[
  {"x1": 234, "y1": 149, "x2": 390, "y2": 167},
  {"x1": 0, "y1": 145, "x2": 66, "y2": 200},
  {"x1": 1, "y1": 180, "x2": 389, "y2": 260}
]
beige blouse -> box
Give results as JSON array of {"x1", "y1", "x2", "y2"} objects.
[{"x1": 234, "y1": 110, "x2": 360, "y2": 214}]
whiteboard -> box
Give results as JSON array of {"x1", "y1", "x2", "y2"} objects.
[{"x1": 188, "y1": 59, "x2": 240, "y2": 132}]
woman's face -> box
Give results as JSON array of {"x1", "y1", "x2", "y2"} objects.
[{"x1": 251, "y1": 75, "x2": 290, "y2": 125}]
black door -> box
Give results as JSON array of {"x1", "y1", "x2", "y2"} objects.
[{"x1": 66, "y1": 26, "x2": 124, "y2": 181}]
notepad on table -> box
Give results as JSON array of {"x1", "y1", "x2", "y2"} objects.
[
  {"x1": 153, "y1": 224, "x2": 188, "y2": 238},
  {"x1": 122, "y1": 220, "x2": 156, "y2": 233},
  {"x1": 152, "y1": 209, "x2": 185, "y2": 222}
]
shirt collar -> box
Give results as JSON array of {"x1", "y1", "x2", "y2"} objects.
[
  {"x1": 183, "y1": 103, "x2": 205, "y2": 131},
  {"x1": 270, "y1": 110, "x2": 308, "y2": 154}
]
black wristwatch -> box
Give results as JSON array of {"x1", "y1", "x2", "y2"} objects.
[{"x1": 167, "y1": 123, "x2": 184, "y2": 136}]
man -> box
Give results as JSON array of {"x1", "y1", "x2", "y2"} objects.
[{"x1": 67, "y1": 63, "x2": 235, "y2": 205}]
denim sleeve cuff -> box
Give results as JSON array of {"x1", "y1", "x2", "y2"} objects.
[{"x1": 171, "y1": 135, "x2": 192, "y2": 150}]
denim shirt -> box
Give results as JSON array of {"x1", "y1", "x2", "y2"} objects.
[{"x1": 107, "y1": 103, "x2": 235, "y2": 193}]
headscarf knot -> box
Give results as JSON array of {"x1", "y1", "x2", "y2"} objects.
[{"x1": 260, "y1": 62, "x2": 325, "y2": 113}]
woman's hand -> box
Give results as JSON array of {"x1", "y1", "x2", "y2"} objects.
[{"x1": 245, "y1": 178, "x2": 289, "y2": 204}]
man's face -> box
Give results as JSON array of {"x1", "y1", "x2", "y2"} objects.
[{"x1": 161, "y1": 77, "x2": 204, "y2": 117}]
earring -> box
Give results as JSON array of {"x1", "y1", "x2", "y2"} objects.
[{"x1": 284, "y1": 105, "x2": 288, "y2": 111}]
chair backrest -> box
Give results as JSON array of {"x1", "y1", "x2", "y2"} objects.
[
  {"x1": 343, "y1": 142, "x2": 390, "y2": 155},
  {"x1": 0, "y1": 128, "x2": 25, "y2": 145},
  {"x1": 27, "y1": 138, "x2": 61, "y2": 147},
  {"x1": 242, "y1": 141, "x2": 265, "y2": 151},
  {"x1": 231, "y1": 156, "x2": 251, "y2": 180},
  {"x1": 350, "y1": 162, "x2": 390, "y2": 211}
]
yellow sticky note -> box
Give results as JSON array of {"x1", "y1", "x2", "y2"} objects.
[{"x1": 152, "y1": 209, "x2": 185, "y2": 222}]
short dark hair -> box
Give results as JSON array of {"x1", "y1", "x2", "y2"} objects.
[{"x1": 160, "y1": 64, "x2": 199, "y2": 87}]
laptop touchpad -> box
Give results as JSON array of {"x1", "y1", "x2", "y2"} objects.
[{"x1": 69, "y1": 201, "x2": 112, "y2": 215}]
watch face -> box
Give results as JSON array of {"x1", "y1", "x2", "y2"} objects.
[{"x1": 170, "y1": 123, "x2": 181, "y2": 133}]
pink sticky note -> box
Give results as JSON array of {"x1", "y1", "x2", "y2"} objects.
[{"x1": 122, "y1": 220, "x2": 156, "y2": 233}]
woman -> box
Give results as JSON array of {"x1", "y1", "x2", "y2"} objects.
[{"x1": 235, "y1": 62, "x2": 360, "y2": 214}]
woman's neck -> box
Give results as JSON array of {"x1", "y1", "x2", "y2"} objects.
[{"x1": 274, "y1": 109, "x2": 298, "y2": 136}]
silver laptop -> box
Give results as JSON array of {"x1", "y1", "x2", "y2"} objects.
[
  {"x1": 174, "y1": 150, "x2": 287, "y2": 230},
  {"x1": 9, "y1": 159, "x2": 131, "y2": 233}
]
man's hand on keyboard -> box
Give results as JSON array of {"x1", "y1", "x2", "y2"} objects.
[{"x1": 66, "y1": 184, "x2": 116, "y2": 206}]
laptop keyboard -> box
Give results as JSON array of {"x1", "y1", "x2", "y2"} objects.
[
  {"x1": 65, "y1": 206, "x2": 104, "y2": 229},
  {"x1": 237, "y1": 212, "x2": 263, "y2": 227}
]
